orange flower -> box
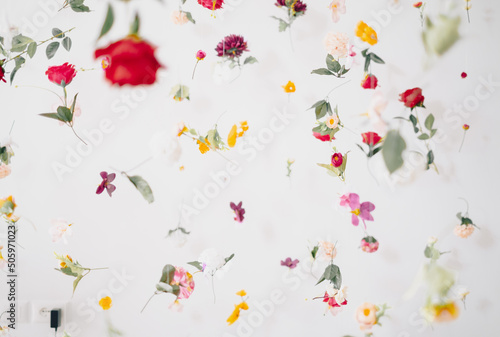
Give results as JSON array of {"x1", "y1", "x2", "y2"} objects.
[
  {"x1": 282, "y1": 81, "x2": 296, "y2": 93},
  {"x1": 228, "y1": 122, "x2": 249, "y2": 148},
  {"x1": 0, "y1": 196, "x2": 16, "y2": 219},
  {"x1": 99, "y1": 296, "x2": 113, "y2": 310},
  {"x1": 197, "y1": 138, "x2": 211, "y2": 154},
  {"x1": 60, "y1": 255, "x2": 73, "y2": 269},
  {"x1": 427, "y1": 302, "x2": 459, "y2": 322},
  {"x1": 356, "y1": 21, "x2": 378, "y2": 45},
  {"x1": 236, "y1": 289, "x2": 247, "y2": 297},
  {"x1": 0, "y1": 164, "x2": 11, "y2": 179}
]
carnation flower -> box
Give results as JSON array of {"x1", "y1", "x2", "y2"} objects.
[
  {"x1": 215, "y1": 34, "x2": 249, "y2": 59},
  {"x1": 323, "y1": 32, "x2": 349, "y2": 58},
  {"x1": 360, "y1": 236, "x2": 379, "y2": 253},
  {"x1": 171, "y1": 10, "x2": 189, "y2": 25},
  {"x1": 453, "y1": 224, "x2": 475, "y2": 238},
  {"x1": 0, "y1": 164, "x2": 11, "y2": 179},
  {"x1": 318, "y1": 240, "x2": 337, "y2": 260},
  {"x1": 49, "y1": 218, "x2": 73, "y2": 244}
]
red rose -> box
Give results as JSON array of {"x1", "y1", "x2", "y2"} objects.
[
  {"x1": 399, "y1": 87, "x2": 424, "y2": 108},
  {"x1": 198, "y1": 0, "x2": 223, "y2": 10},
  {"x1": 331, "y1": 153, "x2": 343, "y2": 167},
  {"x1": 45, "y1": 63, "x2": 77, "y2": 87},
  {"x1": 361, "y1": 132, "x2": 382, "y2": 146},
  {"x1": 361, "y1": 74, "x2": 378, "y2": 89},
  {"x1": 94, "y1": 36, "x2": 163, "y2": 86},
  {"x1": 313, "y1": 132, "x2": 333, "y2": 142},
  {"x1": 0, "y1": 66, "x2": 6, "y2": 83}
]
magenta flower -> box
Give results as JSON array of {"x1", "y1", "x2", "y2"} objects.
[
  {"x1": 230, "y1": 201, "x2": 245, "y2": 223},
  {"x1": 196, "y1": 50, "x2": 206, "y2": 60},
  {"x1": 215, "y1": 35, "x2": 249, "y2": 59},
  {"x1": 280, "y1": 257, "x2": 299, "y2": 269},
  {"x1": 96, "y1": 171, "x2": 116, "y2": 197},
  {"x1": 339, "y1": 193, "x2": 375, "y2": 228}
]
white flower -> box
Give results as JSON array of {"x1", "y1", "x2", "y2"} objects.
[
  {"x1": 198, "y1": 248, "x2": 227, "y2": 276},
  {"x1": 335, "y1": 286, "x2": 348, "y2": 304},
  {"x1": 456, "y1": 287, "x2": 470, "y2": 301},
  {"x1": 325, "y1": 283, "x2": 337, "y2": 297},
  {"x1": 427, "y1": 236, "x2": 438, "y2": 244},
  {"x1": 49, "y1": 219, "x2": 72, "y2": 244},
  {"x1": 149, "y1": 132, "x2": 182, "y2": 164}
]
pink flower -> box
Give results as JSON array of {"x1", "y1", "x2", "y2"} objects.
[
  {"x1": 96, "y1": 171, "x2": 116, "y2": 197},
  {"x1": 328, "y1": 0, "x2": 346, "y2": 23},
  {"x1": 461, "y1": 72, "x2": 467, "y2": 79},
  {"x1": 454, "y1": 224, "x2": 475, "y2": 238},
  {"x1": 313, "y1": 132, "x2": 333, "y2": 142},
  {"x1": 230, "y1": 201, "x2": 245, "y2": 223},
  {"x1": 196, "y1": 50, "x2": 207, "y2": 60},
  {"x1": 173, "y1": 267, "x2": 195, "y2": 299},
  {"x1": 280, "y1": 257, "x2": 299, "y2": 269},
  {"x1": 356, "y1": 302, "x2": 378, "y2": 331},
  {"x1": 361, "y1": 74, "x2": 378, "y2": 89},
  {"x1": 198, "y1": 0, "x2": 223, "y2": 11},
  {"x1": 171, "y1": 11, "x2": 189, "y2": 25},
  {"x1": 331, "y1": 153, "x2": 343, "y2": 168},
  {"x1": 0, "y1": 163, "x2": 11, "y2": 179},
  {"x1": 323, "y1": 32, "x2": 349, "y2": 58},
  {"x1": 319, "y1": 241, "x2": 337, "y2": 260},
  {"x1": 340, "y1": 193, "x2": 375, "y2": 228},
  {"x1": 360, "y1": 236, "x2": 379, "y2": 253}
]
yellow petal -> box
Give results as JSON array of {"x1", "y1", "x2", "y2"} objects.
[
  {"x1": 236, "y1": 290, "x2": 247, "y2": 297},
  {"x1": 227, "y1": 125, "x2": 237, "y2": 148}
]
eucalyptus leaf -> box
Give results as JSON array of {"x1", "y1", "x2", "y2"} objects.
[
  {"x1": 187, "y1": 261, "x2": 203, "y2": 270},
  {"x1": 127, "y1": 175, "x2": 154, "y2": 203},
  {"x1": 11, "y1": 34, "x2": 34, "y2": 53},
  {"x1": 244, "y1": 56, "x2": 258, "y2": 65},
  {"x1": 72, "y1": 275, "x2": 83, "y2": 294},
  {"x1": 382, "y1": 130, "x2": 406, "y2": 174},
  {"x1": 418, "y1": 133, "x2": 430, "y2": 140},
  {"x1": 46, "y1": 41, "x2": 60, "y2": 59},
  {"x1": 424, "y1": 114, "x2": 435, "y2": 130},
  {"x1": 159, "y1": 264, "x2": 176, "y2": 283},
  {"x1": 325, "y1": 54, "x2": 341, "y2": 73},
  {"x1": 9, "y1": 56, "x2": 25, "y2": 84},
  {"x1": 40, "y1": 113, "x2": 65, "y2": 122},
  {"x1": 185, "y1": 11, "x2": 195, "y2": 24},
  {"x1": 98, "y1": 4, "x2": 114, "y2": 39},
  {"x1": 57, "y1": 106, "x2": 73, "y2": 122},
  {"x1": 27, "y1": 42, "x2": 37, "y2": 58},
  {"x1": 311, "y1": 68, "x2": 333, "y2": 76},
  {"x1": 52, "y1": 28, "x2": 65, "y2": 38},
  {"x1": 62, "y1": 37, "x2": 72, "y2": 51}
]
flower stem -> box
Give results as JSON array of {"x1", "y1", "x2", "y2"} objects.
[
  {"x1": 414, "y1": 109, "x2": 439, "y2": 174},
  {"x1": 141, "y1": 293, "x2": 158, "y2": 313},
  {"x1": 70, "y1": 125, "x2": 87, "y2": 145},
  {"x1": 459, "y1": 129, "x2": 467, "y2": 152},
  {"x1": 192, "y1": 60, "x2": 199, "y2": 80}
]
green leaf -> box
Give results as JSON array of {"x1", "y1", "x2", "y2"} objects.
[
  {"x1": 310, "y1": 245, "x2": 319, "y2": 259},
  {"x1": 0, "y1": 200, "x2": 15, "y2": 215},
  {"x1": 72, "y1": 274, "x2": 83, "y2": 294},
  {"x1": 424, "y1": 114, "x2": 435, "y2": 130},
  {"x1": 325, "y1": 54, "x2": 341, "y2": 73},
  {"x1": 40, "y1": 113, "x2": 65, "y2": 122},
  {"x1": 98, "y1": 4, "x2": 114, "y2": 39},
  {"x1": 311, "y1": 68, "x2": 333, "y2": 76},
  {"x1": 46, "y1": 41, "x2": 60, "y2": 59},
  {"x1": 244, "y1": 56, "x2": 258, "y2": 65},
  {"x1": 185, "y1": 11, "x2": 195, "y2": 24},
  {"x1": 382, "y1": 130, "x2": 406, "y2": 174},
  {"x1": 369, "y1": 146, "x2": 382, "y2": 157},
  {"x1": 11, "y1": 34, "x2": 34, "y2": 53},
  {"x1": 127, "y1": 175, "x2": 154, "y2": 203},
  {"x1": 27, "y1": 42, "x2": 37, "y2": 58},
  {"x1": 57, "y1": 106, "x2": 73, "y2": 122},
  {"x1": 70, "y1": 93, "x2": 78, "y2": 113},
  {"x1": 69, "y1": 0, "x2": 90, "y2": 12},
  {"x1": 52, "y1": 28, "x2": 65, "y2": 38},
  {"x1": 159, "y1": 264, "x2": 176, "y2": 283},
  {"x1": 224, "y1": 253, "x2": 235, "y2": 264},
  {"x1": 430, "y1": 129, "x2": 437, "y2": 137},
  {"x1": 187, "y1": 261, "x2": 203, "y2": 270},
  {"x1": 370, "y1": 53, "x2": 385, "y2": 64},
  {"x1": 418, "y1": 133, "x2": 430, "y2": 140},
  {"x1": 207, "y1": 128, "x2": 224, "y2": 150},
  {"x1": 62, "y1": 37, "x2": 72, "y2": 51},
  {"x1": 156, "y1": 282, "x2": 173, "y2": 293},
  {"x1": 364, "y1": 55, "x2": 371, "y2": 73},
  {"x1": 10, "y1": 56, "x2": 25, "y2": 84},
  {"x1": 129, "y1": 13, "x2": 140, "y2": 35},
  {"x1": 361, "y1": 49, "x2": 368, "y2": 57},
  {"x1": 316, "y1": 264, "x2": 342, "y2": 290},
  {"x1": 426, "y1": 150, "x2": 434, "y2": 169},
  {"x1": 316, "y1": 102, "x2": 328, "y2": 120}
]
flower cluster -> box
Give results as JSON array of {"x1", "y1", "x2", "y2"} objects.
[{"x1": 272, "y1": 0, "x2": 307, "y2": 33}]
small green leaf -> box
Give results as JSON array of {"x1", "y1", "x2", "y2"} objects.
[
  {"x1": 185, "y1": 11, "x2": 195, "y2": 24},
  {"x1": 11, "y1": 34, "x2": 34, "y2": 52},
  {"x1": 127, "y1": 175, "x2": 154, "y2": 203},
  {"x1": 187, "y1": 261, "x2": 203, "y2": 270},
  {"x1": 62, "y1": 37, "x2": 72, "y2": 51},
  {"x1": 316, "y1": 102, "x2": 328, "y2": 120},
  {"x1": 224, "y1": 253, "x2": 235, "y2": 264},
  {"x1": 72, "y1": 275, "x2": 83, "y2": 294},
  {"x1": 98, "y1": 4, "x2": 114, "y2": 39},
  {"x1": 57, "y1": 106, "x2": 73, "y2": 122},
  {"x1": 325, "y1": 54, "x2": 341, "y2": 73},
  {"x1": 370, "y1": 53, "x2": 385, "y2": 64},
  {"x1": 418, "y1": 133, "x2": 430, "y2": 140},
  {"x1": 244, "y1": 56, "x2": 258, "y2": 65},
  {"x1": 310, "y1": 245, "x2": 319, "y2": 259},
  {"x1": 382, "y1": 130, "x2": 406, "y2": 174},
  {"x1": 311, "y1": 68, "x2": 333, "y2": 76},
  {"x1": 309, "y1": 100, "x2": 325, "y2": 110},
  {"x1": 70, "y1": 93, "x2": 78, "y2": 113},
  {"x1": 27, "y1": 42, "x2": 37, "y2": 58},
  {"x1": 10, "y1": 56, "x2": 25, "y2": 84},
  {"x1": 159, "y1": 264, "x2": 176, "y2": 283},
  {"x1": 430, "y1": 129, "x2": 437, "y2": 137},
  {"x1": 52, "y1": 28, "x2": 65, "y2": 38},
  {"x1": 40, "y1": 113, "x2": 65, "y2": 122},
  {"x1": 70, "y1": 0, "x2": 90, "y2": 12},
  {"x1": 46, "y1": 41, "x2": 60, "y2": 59},
  {"x1": 424, "y1": 114, "x2": 435, "y2": 130},
  {"x1": 129, "y1": 13, "x2": 140, "y2": 35},
  {"x1": 426, "y1": 150, "x2": 434, "y2": 169},
  {"x1": 156, "y1": 282, "x2": 173, "y2": 293}
]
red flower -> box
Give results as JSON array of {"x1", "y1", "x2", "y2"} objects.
[
  {"x1": 461, "y1": 72, "x2": 467, "y2": 79},
  {"x1": 94, "y1": 36, "x2": 163, "y2": 86},
  {"x1": 331, "y1": 153, "x2": 343, "y2": 167},
  {"x1": 399, "y1": 87, "x2": 425, "y2": 108},
  {"x1": 361, "y1": 132, "x2": 382, "y2": 145},
  {"x1": 361, "y1": 74, "x2": 378, "y2": 89},
  {"x1": 313, "y1": 132, "x2": 333, "y2": 142},
  {"x1": 323, "y1": 292, "x2": 347, "y2": 307},
  {"x1": 215, "y1": 34, "x2": 249, "y2": 59},
  {"x1": 463, "y1": 124, "x2": 470, "y2": 130},
  {"x1": 413, "y1": 2, "x2": 423, "y2": 8},
  {"x1": 45, "y1": 63, "x2": 77, "y2": 87},
  {"x1": 198, "y1": 0, "x2": 223, "y2": 10},
  {"x1": 360, "y1": 236, "x2": 379, "y2": 253},
  {"x1": 0, "y1": 60, "x2": 6, "y2": 83}
]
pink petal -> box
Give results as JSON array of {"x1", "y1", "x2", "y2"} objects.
[
  {"x1": 360, "y1": 202, "x2": 375, "y2": 212},
  {"x1": 100, "y1": 171, "x2": 108, "y2": 179},
  {"x1": 351, "y1": 214, "x2": 359, "y2": 226},
  {"x1": 96, "y1": 183, "x2": 105, "y2": 194},
  {"x1": 106, "y1": 184, "x2": 116, "y2": 197},
  {"x1": 106, "y1": 173, "x2": 116, "y2": 182},
  {"x1": 349, "y1": 193, "x2": 360, "y2": 209}
]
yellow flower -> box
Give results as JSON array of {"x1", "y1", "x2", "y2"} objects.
[
  {"x1": 238, "y1": 121, "x2": 249, "y2": 137},
  {"x1": 177, "y1": 123, "x2": 188, "y2": 137},
  {"x1": 282, "y1": 81, "x2": 296, "y2": 93},
  {"x1": 60, "y1": 255, "x2": 73, "y2": 269},
  {"x1": 197, "y1": 138, "x2": 211, "y2": 154},
  {"x1": 0, "y1": 196, "x2": 16, "y2": 218},
  {"x1": 356, "y1": 21, "x2": 378, "y2": 45},
  {"x1": 99, "y1": 296, "x2": 113, "y2": 310},
  {"x1": 425, "y1": 302, "x2": 459, "y2": 322},
  {"x1": 179, "y1": 166, "x2": 185, "y2": 171},
  {"x1": 236, "y1": 290, "x2": 247, "y2": 297},
  {"x1": 226, "y1": 301, "x2": 249, "y2": 325},
  {"x1": 228, "y1": 122, "x2": 249, "y2": 148}
]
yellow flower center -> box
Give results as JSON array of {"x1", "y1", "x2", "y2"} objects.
[
  {"x1": 364, "y1": 308, "x2": 371, "y2": 316},
  {"x1": 351, "y1": 208, "x2": 361, "y2": 216}
]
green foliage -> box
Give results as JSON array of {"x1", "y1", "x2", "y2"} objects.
[{"x1": 382, "y1": 130, "x2": 406, "y2": 174}]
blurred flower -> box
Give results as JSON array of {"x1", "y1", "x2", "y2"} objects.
[
  {"x1": 0, "y1": 62, "x2": 6, "y2": 84},
  {"x1": 170, "y1": 84, "x2": 190, "y2": 102},
  {"x1": 313, "y1": 132, "x2": 333, "y2": 142},
  {"x1": 0, "y1": 195, "x2": 16, "y2": 220},
  {"x1": 198, "y1": 248, "x2": 227, "y2": 277},
  {"x1": 360, "y1": 236, "x2": 379, "y2": 253},
  {"x1": 399, "y1": 87, "x2": 425, "y2": 109},
  {"x1": 197, "y1": 138, "x2": 211, "y2": 154},
  {"x1": 361, "y1": 132, "x2": 382, "y2": 146},
  {"x1": 49, "y1": 218, "x2": 73, "y2": 244},
  {"x1": 427, "y1": 236, "x2": 438, "y2": 244},
  {"x1": 328, "y1": 0, "x2": 346, "y2": 23},
  {"x1": 424, "y1": 301, "x2": 459, "y2": 322},
  {"x1": 280, "y1": 257, "x2": 299, "y2": 269},
  {"x1": 236, "y1": 290, "x2": 246, "y2": 297},
  {"x1": 318, "y1": 240, "x2": 337, "y2": 260},
  {"x1": 166, "y1": 226, "x2": 190, "y2": 248},
  {"x1": 361, "y1": 74, "x2": 378, "y2": 89},
  {"x1": 227, "y1": 300, "x2": 249, "y2": 325},
  {"x1": 413, "y1": 1, "x2": 423, "y2": 8},
  {"x1": 99, "y1": 296, "x2": 112, "y2": 310},
  {"x1": 323, "y1": 32, "x2": 349, "y2": 58},
  {"x1": 46, "y1": 63, "x2": 77, "y2": 87},
  {"x1": 215, "y1": 35, "x2": 249, "y2": 59},
  {"x1": 356, "y1": 302, "x2": 378, "y2": 331},
  {"x1": 340, "y1": 193, "x2": 375, "y2": 228},
  {"x1": 323, "y1": 285, "x2": 348, "y2": 308},
  {"x1": 228, "y1": 122, "x2": 249, "y2": 148},
  {"x1": 454, "y1": 224, "x2": 475, "y2": 238},
  {"x1": 0, "y1": 164, "x2": 11, "y2": 179},
  {"x1": 331, "y1": 153, "x2": 343, "y2": 168},
  {"x1": 0, "y1": 245, "x2": 6, "y2": 270},
  {"x1": 326, "y1": 115, "x2": 339, "y2": 129},
  {"x1": 196, "y1": 50, "x2": 207, "y2": 60},
  {"x1": 275, "y1": 0, "x2": 307, "y2": 15},
  {"x1": 230, "y1": 201, "x2": 245, "y2": 223},
  {"x1": 171, "y1": 10, "x2": 189, "y2": 25},
  {"x1": 463, "y1": 124, "x2": 470, "y2": 130},
  {"x1": 173, "y1": 267, "x2": 195, "y2": 299},
  {"x1": 168, "y1": 299, "x2": 184, "y2": 312},
  {"x1": 282, "y1": 81, "x2": 296, "y2": 93},
  {"x1": 96, "y1": 171, "x2": 116, "y2": 197},
  {"x1": 356, "y1": 21, "x2": 378, "y2": 45},
  {"x1": 461, "y1": 72, "x2": 467, "y2": 78},
  {"x1": 198, "y1": 0, "x2": 224, "y2": 11}
]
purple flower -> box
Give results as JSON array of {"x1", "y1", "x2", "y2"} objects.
[
  {"x1": 275, "y1": 0, "x2": 307, "y2": 15},
  {"x1": 280, "y1": 257, "x2": 299, "y2": 269},
  {"x1": 339, "y1": 193, "x2": 375, "y2": 228},
  {"x1": 230, "y1": 201, "x2": 245, "y2": 223},
  {"x1": 96, "y1": 171, "x2": 116, "y2": 197},
  {"x1": 215, "y1": 35, "x2": 249, "y2": 59}
]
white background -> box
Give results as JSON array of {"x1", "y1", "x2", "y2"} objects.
[{"x1": 1, "y1": 0, "x2": 500, "y2": 336}]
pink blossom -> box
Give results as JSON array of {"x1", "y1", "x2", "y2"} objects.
[
  {"x1": 340, "y1": 193, "x2": 375, "y2": 228},
  {"x1": 328, "y1": 0, "x2": 346, "y2": 23}
]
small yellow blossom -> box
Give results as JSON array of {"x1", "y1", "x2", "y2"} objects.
[
  {"x1": 228, "y1": 121, "x2": 249, "y2": 148},
  {"x1": 356, "y1": 21, "x2": 378, "y2": 45},
  {"x1": 236, "y1": 290, "x2": 247, "y2": 297},
  {"x1": 197, "y1": 138, "x2": 211, "y2": 154},
  {"x1": 99, "y1": 296, "x2": 112, "y2": 310},
  {"x1": 282, "y1": 81, "x2": 296, "y2": 93}
]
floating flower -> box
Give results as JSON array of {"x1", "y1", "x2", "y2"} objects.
[
  {"x1": 356, "y1": 302, "x2": 377, "y2": 331},
  {"x1": 49, "y1": 218, "x2": 73, "y2": 244},
  {"x1": 325, "y1": 115, "x2": 339, "y2": 129},
  {"x1": 46, "y1": 63, "x2": 77, "y2": 87},
  {"x1": 331, "y1": 153, "x2": 343, "y2": 168},
  {"x1": 424, "y1": 301, "x2": 460, "y2": 322},
  {"x1": 227, "y1": 290, "x2": 249, "y2": 325},
  {"x1": 177, "y1": 122, "x2": 188, "y2": 137},
  {"x1": 282, "y1": 81, "x2": 296, "y2": 93},
  {"x1": 459, "y1": 124, "x2": 469, "y2": 152},
  {"x1": 197, "y1": 138, "x2": 211, "y2": 154},
  {"x1": 227, "y1": 121, "x2": 249, "y2": 148},
  {"x1": 171, "y1": 10, "x2": 189, "y2": 25},
  {"x1": 360, "y1": 236, "x2": 379, "y2": 253},
  {"x1": 173, "y1": 267, "x2": 195, "y2": 299},
  {"x1": 461, "y1": 72, "x2": 467, "y2": 78},
  {"x1": 0, "y1": 61, "x2": 6, "y2": 83},
  {"x1": 399, "y1": 87, "x2": 425, "y2": 109},
  {"x1": 361, "y1": 74, "x2": 378, "y2": 89},
  {"x1": 96, "y1": 171, "x2": 116, "y2": 197},
  {"x1": 328, "y1": 0, "x2": 346, "y2": 23},
  {"x1": 318, "y1": 240, "x2": 337, "y2": 260},
  {"x1": 413, "y1": 1, "x2": 423, "y2": 8},
  {"x1": 280, "y1": 257, "x2": 299, "y2": 269},
  {"x1": 454, "y1": 225, "x2": 474, "y2": 238},
  {"x1": 198, "y1": 0, "x2": 224, "y2": 11},
  {"x1": 0, "y1": 164, "x2": 11, "y2": 179},
  {"x1": 215, "y1": 35, "x2": 249, "y2": 59},
  {"x1": 361, "y1": 132, "x2": 382, "y2": 146},
  {"x1": 275, "y1": 0, "x2": 307, "y2": 15},
  {"x1": 170, "y1": 84, "x2": 190, "y2": 101},
  {"x1": 323, "y1": 32, "x2": 349, "y2": 58},
  {"x1": 95, "y1": 36, "x2": 163, "y2": 86},
  {"x1": 340, "y1": 193, "x2": 375, "y2": 228},
  {"x1": 323, "y1": 285, "x2": 348, "y2": 308},
  {"x1": 313, "y1": 132, "x2": 333, "y2": 142},
  {"x1": 355, "y1": 21, "x2": 378, "y2": 45},
  {"x1": 192, "y1": 50, "x2": 206, "y2": 79},
  {"x1": 99, "y1": 296, "x2": 112, "y2": 310},
  {"x1": 230, "y1": 201, "x2": 245, "y2": 223}
]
